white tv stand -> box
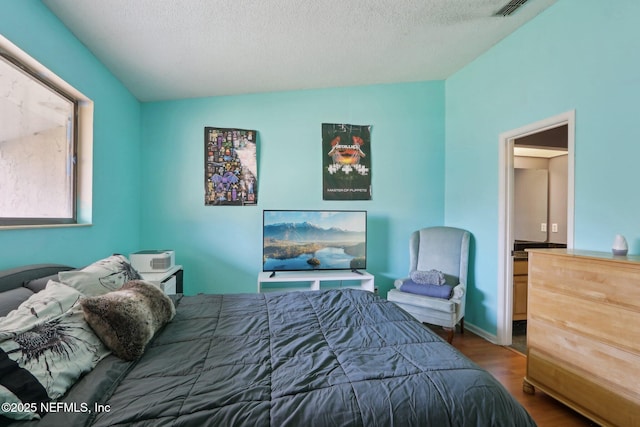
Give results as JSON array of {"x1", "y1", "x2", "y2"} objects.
[{"x1": 257, "y1": 270, "x2": 374, "y2": 293}]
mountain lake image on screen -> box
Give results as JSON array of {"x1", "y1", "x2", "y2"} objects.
[{"x1": 263, "y1": 210, "x2": 367, "y2": 273}]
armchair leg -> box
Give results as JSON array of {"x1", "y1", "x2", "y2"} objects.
[
  {"x1": 445, "y1": 327, "x2": 454, "y2": 344},
  {"x1": 444, "y1": 319, "x2": 465, "y2": 344}
]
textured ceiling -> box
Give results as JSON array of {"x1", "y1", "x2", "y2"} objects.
[{"x1": 42, "y1": 0, "x2": 556, "y2": 102}]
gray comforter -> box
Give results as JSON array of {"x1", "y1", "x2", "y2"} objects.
[{"x1": 14, "y1": 289, "x2": 536, "y2": 426}]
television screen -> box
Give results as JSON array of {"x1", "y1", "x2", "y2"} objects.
[{"x1": 263, "y1": 210, "x2": 367, "y2": 272}]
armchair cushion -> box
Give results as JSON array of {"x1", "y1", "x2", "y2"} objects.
[
  {"x1": 387, "y1": 288, "x2": 457, "y2": 313},
  {"x1": 400, "y1": 280, "x2": 452, "y2": 299}
]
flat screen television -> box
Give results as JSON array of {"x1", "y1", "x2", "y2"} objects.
[{"x1": 263, "y1": 210, "x2": 367, "y2": 273}]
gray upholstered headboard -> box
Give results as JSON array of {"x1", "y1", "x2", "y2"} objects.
[{"x1": 0, "y1": 264, "x2": 74, "y2": 316}]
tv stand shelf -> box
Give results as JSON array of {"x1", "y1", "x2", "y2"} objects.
[{"x1": 258, "y1": 270, "x2": 374, "y2": 293}]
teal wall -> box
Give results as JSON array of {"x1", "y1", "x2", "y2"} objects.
[
  {"x1": 445, "y1": 0, "x2": 640, "y2": 333},
  {"x1": 140, "y1": 83, "x2": 445, "y2": 295},
  {"x1": 6, "y1": 0, "x2": 638, "y2": 337},
  {"x1": 0, "y1": 0, "x2": 142, "y2": 268}
]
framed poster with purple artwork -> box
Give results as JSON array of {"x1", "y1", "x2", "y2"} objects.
[{"x1": 205, "y1": 127, "x2": 257, "y2": 206}]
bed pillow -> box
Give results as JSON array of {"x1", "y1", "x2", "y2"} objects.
[
  {"x1": 24, "y1": 272, "x2": 67, "y2": 293},
  {"x1": 0, "y1": 288, "x2": 33, "y2": 318},
  {"x1": 410, "y1": 269, "x2": 446, "y2": 286},
  {"x1": 0, "y1": 281, "x2": 83, "y2": 336},
  {"x1": 81, "y1": 280, "x2": 175, "y2": 361},
  {"x1": 400, "y1": 279, "x2": 453, "y2": 299},
  {"x1": 0, "y1": 282, "x2": 110, "y2": 421},
  {"x1": 58, "y1": 255, "x2": 142, "y2": 296}
]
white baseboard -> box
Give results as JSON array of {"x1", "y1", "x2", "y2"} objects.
[{"x1": 464, "y1": 322, "x2": 499, "y2": 345}]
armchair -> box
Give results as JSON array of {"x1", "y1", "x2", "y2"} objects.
[{"x1": 387, "y1": 226, "x2": 470, "y2": 343}]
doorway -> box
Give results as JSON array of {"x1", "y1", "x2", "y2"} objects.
[{"x1": 496, "y1": 111, "x2": 575, "y2": 346}]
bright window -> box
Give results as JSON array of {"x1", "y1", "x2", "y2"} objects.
[{"x1": 0, "y1": 36, "x2": 93, "y2": 228}]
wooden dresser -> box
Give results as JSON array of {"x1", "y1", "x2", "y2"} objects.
[{"x1": 524, "y1": 249, "x2": 640, "y2": 427}]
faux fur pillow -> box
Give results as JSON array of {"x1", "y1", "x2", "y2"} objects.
[{"x1": 80, "y1": 280, "x2": 175, "y2": 361}]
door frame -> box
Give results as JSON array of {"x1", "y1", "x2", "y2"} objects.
[{"x1": 496, "y1": 110, "x2": 575, "y2": 345}]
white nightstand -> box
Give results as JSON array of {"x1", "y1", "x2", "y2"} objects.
[{"x1": 139, "y1": 265, "x2": 183, "y2": 295}]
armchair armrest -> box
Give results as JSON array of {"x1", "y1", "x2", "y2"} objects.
[
  {"x1": 394, "y1": 278, "x2": 409, "y2": 289},
  {"x1": 451, "y1": 283, "x2": 465, "y2": 301}
]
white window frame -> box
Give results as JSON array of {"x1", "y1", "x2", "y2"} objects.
[{"x1": 0, "y1": 35, "x2": 92, "y2": 229}]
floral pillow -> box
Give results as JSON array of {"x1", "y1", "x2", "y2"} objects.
[
  {"x1": 0, "y1": 281, "x2": 81, "y2": 335},
  {"x1": 58, "y1": 254, "x2": 141, "y2": 296},
  {"x1": 0, "y1": 282, "x2": 110, "y2": 421}
]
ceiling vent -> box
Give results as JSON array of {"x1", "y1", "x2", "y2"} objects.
[{"x1": 494, "y1": 0, "x2": 529, "y2": 17}]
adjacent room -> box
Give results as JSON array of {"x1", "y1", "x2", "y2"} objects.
[{"x1": 1, "y1": 0, "x2": 639, "y2": 426}]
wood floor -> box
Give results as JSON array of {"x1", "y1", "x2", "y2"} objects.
[{"x1": 432, "y1": 327, "x2": 599, "y2": 427}]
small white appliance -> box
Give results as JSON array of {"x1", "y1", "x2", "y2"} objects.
[{"x1": 130, "y1": 250, "x2": 175, "y2": 273}]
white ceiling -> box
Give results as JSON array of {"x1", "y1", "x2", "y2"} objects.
[{"x1": 42, "y1": 0, "x2": 556, "y2": 102}]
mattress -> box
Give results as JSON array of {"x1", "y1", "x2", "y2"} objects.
[{"x1": 6, "y1": 288, "x2": 536, "y2": 426}]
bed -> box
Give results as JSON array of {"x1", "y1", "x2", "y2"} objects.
[{"x1": 0, "y1": 261, "x2": 536, "y2": 427}]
